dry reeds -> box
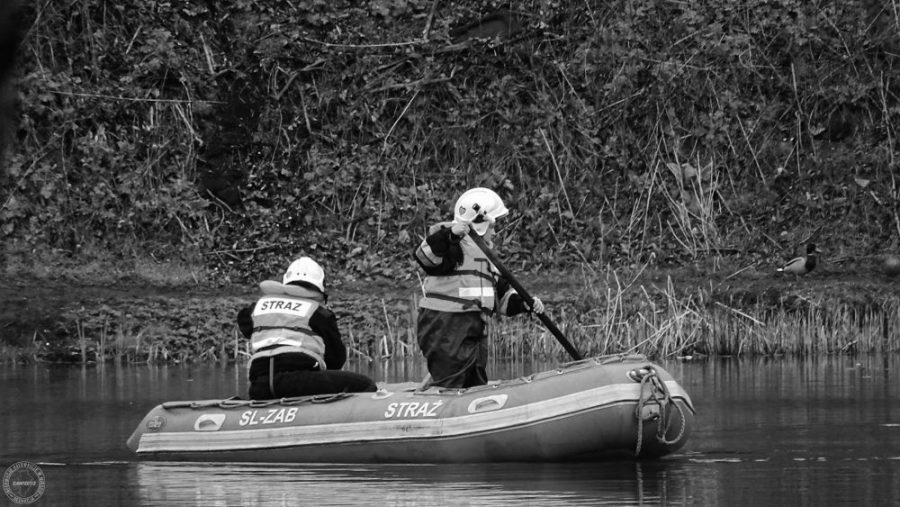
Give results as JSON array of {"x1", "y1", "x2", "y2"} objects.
[
  {"x1": 489, "y1": 272, "x2": 900, "y2": 360},
  {"x1": 4, "y1": 284, "x2": 898, "y2": 365}
]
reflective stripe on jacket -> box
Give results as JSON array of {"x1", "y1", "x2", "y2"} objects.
[
  {"x1": 249, "y1": 290, "x2": 327, "y2": 369},
  {"x1": 418, "y1": 226, "x2": 503, "y2": 314}
]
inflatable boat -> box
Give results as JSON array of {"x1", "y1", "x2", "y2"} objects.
[{"x1": 126, "y1": 354, "x2": 694, "y2": 463}]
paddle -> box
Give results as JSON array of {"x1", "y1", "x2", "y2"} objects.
[{"x1": 468, "y1": 230, "x2": 583, "y2": 361}]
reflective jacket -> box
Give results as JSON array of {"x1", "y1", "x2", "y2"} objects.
[
  {"x1": 415, "y1": 222, "x2": 517, "y2": 315},
  {"x1": 248, "y1": 282, "x2": 327, "y2": 369}
]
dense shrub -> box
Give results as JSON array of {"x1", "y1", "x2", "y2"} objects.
[{"x1": 2, "y1": 0, "x2": 897, "y2": 283}]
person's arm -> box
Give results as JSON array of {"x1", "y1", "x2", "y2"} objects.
[
  {"x1": 237, "y1": 302, "x2": 256, "y2": 338},
  {"x1": 310, "y1": 306, "x2": 347, "y2": 370},
  {"x1": 495, "y1": 276, "x2": 543, "y2": 316},
  {"x1": 413, "y1": 225, "x2": 464, "y2": 275}
]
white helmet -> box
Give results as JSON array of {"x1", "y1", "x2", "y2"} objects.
[
  {"x1": 282, "y1": 256, "x2": 326, "y2": 293},
  {"x1": 453, "y1": 187, "x2": 509, "y2": 236}
]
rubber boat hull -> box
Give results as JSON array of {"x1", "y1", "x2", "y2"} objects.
[{"x1": 127, "y1": 355, "x2": 694, "y2": 463}]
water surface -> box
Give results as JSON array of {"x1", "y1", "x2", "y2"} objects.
[{"x1": 2, "y1": 355, "x2": 899, "y2": 505}]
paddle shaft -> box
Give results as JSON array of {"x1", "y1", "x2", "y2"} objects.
[{"x1": 468, "y1": 230, "x2": 583, "y2": 360}]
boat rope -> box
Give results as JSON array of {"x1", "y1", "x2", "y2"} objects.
[
  {"x1": 248, "y1": 392, "x2": 352, "y2": 407},
  {"x1": 632, "y1": 366, "x2": 687, "y2": 456},
  {"x1": 164, "y1": 393, "x2": 354, "y2": 410}
]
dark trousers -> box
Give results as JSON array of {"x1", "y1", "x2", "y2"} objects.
[
  {"x1": 249, "y1": 366, "x2": 377, "y2": 400},
  {"x1": 417, "y1": 308, "x2": 487, "y2": 388}
]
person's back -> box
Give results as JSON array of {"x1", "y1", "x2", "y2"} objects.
[{"x1": 238, "y1": 256, "x2": 377, "y2": 399}]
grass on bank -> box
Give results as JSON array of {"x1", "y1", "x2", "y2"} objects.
[
  {"x1": 488, "y1": 277, "x2": 899, "y2": 361},
  {"x1": 3, "y1": 268, "x2": 899, "y2": 365}
]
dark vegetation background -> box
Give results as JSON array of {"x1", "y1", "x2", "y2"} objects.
[
  {"x1": 0, "y1": 0, "x2": 21, "y2": 169},
  {"x1": 1, "y1": 0, "x2": 900, "y2": 363},
  {"x1": 1, "y1": 0, "x2": 897, "y2": 285}
]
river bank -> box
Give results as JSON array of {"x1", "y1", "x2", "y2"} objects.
[{"x1": 2, "y1": 253, "x2": 900, "y2": 363}]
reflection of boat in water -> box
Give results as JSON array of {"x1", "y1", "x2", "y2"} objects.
[
  {"x1": 126, "y1": 354, "x2": 694, "y2": 463},
  {"x1": 132, "y1": 460, "x2": 689, "y2": 506}
]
